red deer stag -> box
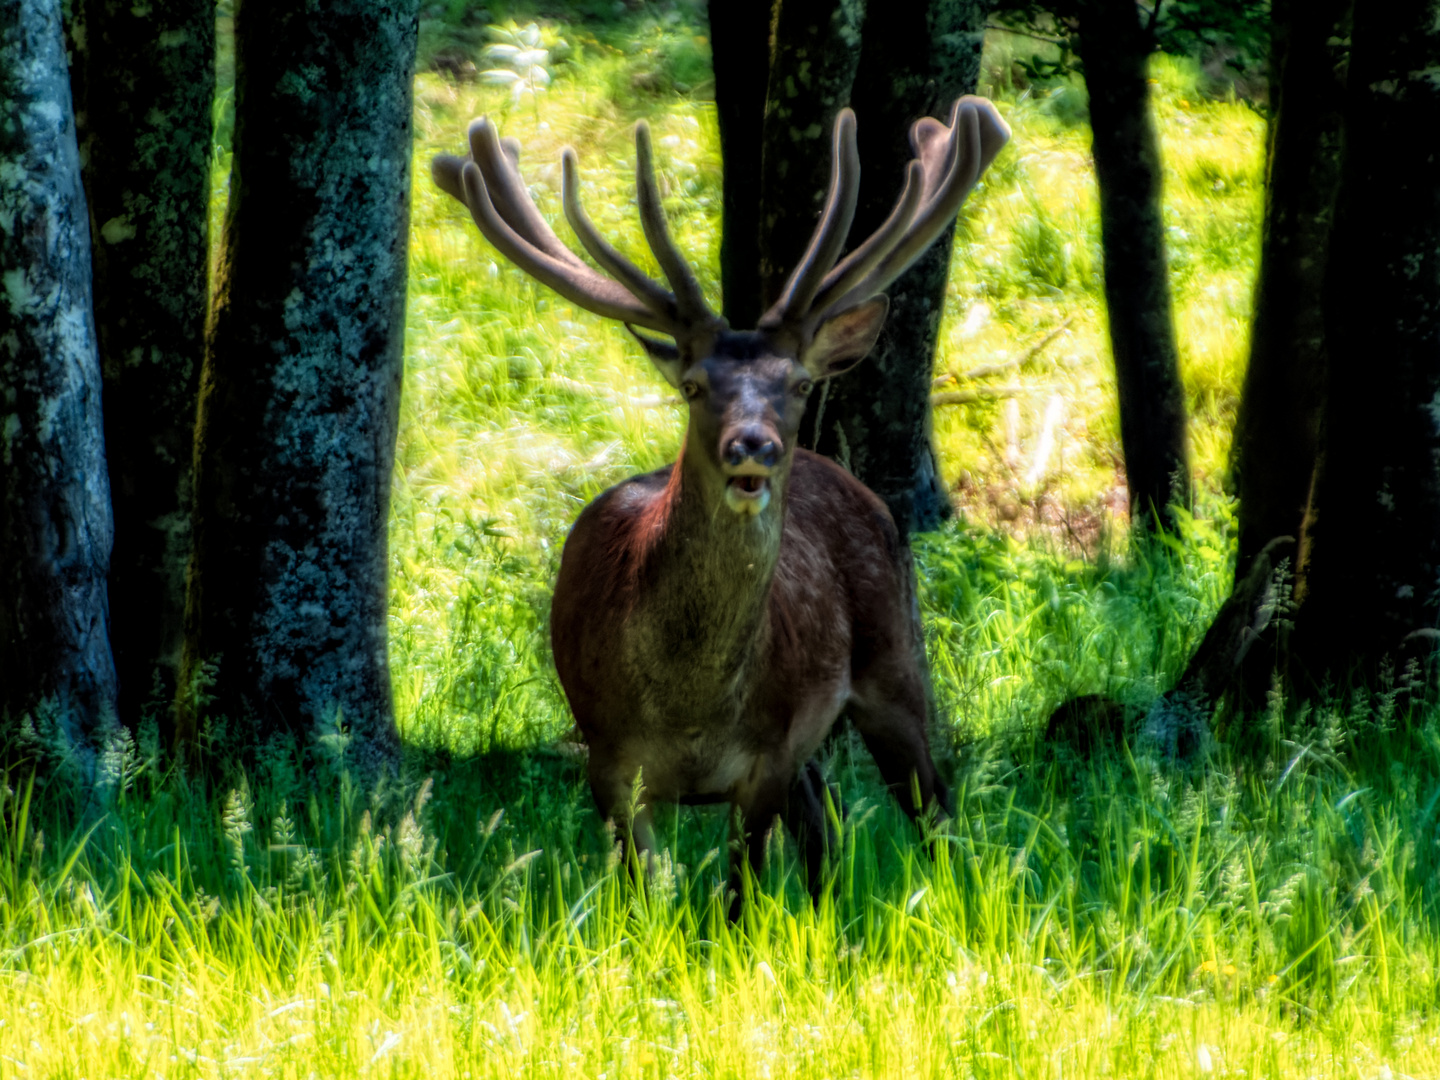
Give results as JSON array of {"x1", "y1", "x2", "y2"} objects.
[{"x1": 433, "y1": 99, "x2": 1009, "y2": 908}]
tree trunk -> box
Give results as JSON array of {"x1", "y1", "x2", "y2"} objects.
[
  {"x1": 1076, "y1": 0, "x2": 1191, "y2": 532},
  {"x1": 757, "y1": 0, "x2": 865, "y2": 312},
  {"x1": 799, "y1": 0, "x2": 988, "y2": 537},
  {"x1": 68, "y1": 0, "x2": 214, "y2": 732},
  {"x1": 708, "y1": 0, "x2": 773, "y2": 329},
  {"x1": 180, "y1": 0, "x2": 417, "y2": 773},
  {"x1": 0, "y1": 0, "x2": 117, "y2": 761},
  {"x1": 1291, "y1": 0, "x2": 1440, "y2": 682},
  {"x1": 1229, "y1": 0, "x2": 1349, "y2": 580}
]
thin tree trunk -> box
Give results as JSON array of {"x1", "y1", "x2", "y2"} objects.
[
  {"x1": 708, "y1": 0, "x2": 772, "y2": 329},
  {"x1": 1292, "y1": 0, "x2": 1440, "y2": 682},
  {"x1": 1230, "y1": 0, "x2": 1349, "y2": 580},
  {"x1": 1077, "y1": 0, "x2": 1190, "y2": 532},
  {"x1": 0, "y1": 0, "x2": 117, "y2": 762},
  {"x1": 180, "y1": 0, "x2": 417, "y2": 773},
  {"x1": 69, "y1": 0, "x2": 214, "y2": 732},
  {"x1": 800, "y1": 0, "x2": 988, "y2": 536},
  {"x1": 757, "y1": 0, "x2": 865, "y2": 312}
]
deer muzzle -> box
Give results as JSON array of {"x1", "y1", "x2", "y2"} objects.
[{"x1": 721, "y1": 433, "x2": 778, "y2": 517}]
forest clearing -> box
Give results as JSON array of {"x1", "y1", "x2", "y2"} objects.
[{"x1": 3, "y1": 1, "x2": 1440, "y2": 1077}]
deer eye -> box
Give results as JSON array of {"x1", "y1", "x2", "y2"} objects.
[
  {"x1": 793, "y1": 379, "x2": 814, "y2": 398},
  {"x1": 681, "y1": 380, "x2": 702, "y2": 400}
]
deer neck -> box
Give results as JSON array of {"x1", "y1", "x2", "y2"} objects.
[{"x1": 638, "y1": 441, "x2": 787, "y2": 684}]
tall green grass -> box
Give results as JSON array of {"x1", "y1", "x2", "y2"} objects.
[{"x1": 10, "y1": 11, "x2": 1433, "y2": 1079}]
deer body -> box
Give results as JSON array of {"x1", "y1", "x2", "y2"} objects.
[
  {"x1": 432, "y1": 98, "x2": 1009, "y2": 903},
  {"x1": 553, "y1": 442, "x2": 932, "y2": 859}
]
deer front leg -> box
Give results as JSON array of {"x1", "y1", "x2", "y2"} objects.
[
  {"x1": 587, "y1": 746, "x2": 657, "y2": 876},
  {"x1": 727, "y1": 758, "x2": 835, "y2": 919}
]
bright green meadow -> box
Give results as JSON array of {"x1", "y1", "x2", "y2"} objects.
[{"x1": 5, "y1": 6, "x2": 1440, "y2": 1077}]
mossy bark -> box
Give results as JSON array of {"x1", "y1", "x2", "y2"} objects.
[
  {"x1": 708, "y1": 0, "x2": 773, "y2": 329},
  {"x1": 1076, "y1": 0, "x2": 1190, "y2": 532},
  {"x1": 181, "y1": 0, "x2": 417, "y2": 773},
  {"x1": 1292, "y1": 0, "x2": 1440, "y2": 682},
  {"x1": 1230, "y1": 0, "x2": 1349, "y2": 581},
  {"x1": 0, "y1": 0, "x2": 117, "y2": 757},
  {"x1": 69, "y1": 0, "x2": 214, "y2": 731},
  {"x1": 798, "y1": 0, "x2": 987, "y2": 537}
]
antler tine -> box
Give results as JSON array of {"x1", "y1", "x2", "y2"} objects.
[
  {"x1": 455, "y1": 160, "x2": 671, "y2": 331},
  {"x1": 560, "y1": 149, "x2": 678, "y2": 323},
  {"x1": 768, "y1": 109, "x2": 862, "y2": 321},
  {"x1": 850, "y1": 102, "x2": 985, "y2": 294},
  {"x1": 765, "y1": 96, "x2": 1009, "y2": 338},
  {"x1": 467, "y1": 119, "x2": 588, "y2": 271},
  {"x1": 842, "y1": 98, "x2": 1010, "y2": 305},
  {"x1": 793, "y1": 159, "x2": 925, "y2": 327},
  {"x1": 633, "y1": 122, "x2": 717, "y2": 327}
]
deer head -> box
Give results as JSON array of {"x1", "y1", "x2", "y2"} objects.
[{"x1": 432, "y1": 100, "x2": 1009, "y2": 520}]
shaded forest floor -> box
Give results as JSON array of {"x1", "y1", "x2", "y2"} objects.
[{"x1": 6, "y1": 5, "x2": 1439, "y2": 1079}]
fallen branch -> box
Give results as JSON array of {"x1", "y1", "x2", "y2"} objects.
[
  {"x1": 934, "y1": 316, "x2": 1074, "y2": 389},
  {"x1": 932, "y1": 385, "x2": 1034, "y2": 406}
]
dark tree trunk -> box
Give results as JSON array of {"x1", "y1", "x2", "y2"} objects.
[
  {"x1": 0, "y1": 0, "x2": 117, "y2": 760},
  {"x1": 708, "y1": 0, "x2": 772, "y2": 328},
  {"x1": 1229, "y1": 0, "x2": 1349, "y2": 579},
  {"x1": 1291, "y1": 0, "x2": 1440, "y2": 681},
  {"x1": 68, "y1": 0, "x2": 214, "y2": 732},
  {"x1": 799, "y1": 0, "x2": 988, "y2": 537},
  {"x1": 757, "y1": 0, "x2": 864, "y2": 311},
  {"x1": 180, "y1": 0, "x2": 417, "y2": 773},
  {"x1": 1076, "y1": 0, "x2": 1190, "y2": 532}
]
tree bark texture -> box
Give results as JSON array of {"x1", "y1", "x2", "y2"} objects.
[
  {"x1": 1229, "y1": 0, "x2": 1349, "y2": 579},
  {"x1": 757, "y1": 0, "x2": 864, "y2": 312},
  {"x1": 181, "y1": 0, "x2": 417, "y2": 772},
  {"x1": 708, "y1": 0, "x2": 773, "y2": 329},
  {"x1": 1292, "y1": 0, "x2": 1440, "y2": 680},
  {"x1": 69, "y1": 0, "x2": 214, "y2": 730},
  {"x1": 0, "y1": 0, "x2": 117, "y2": 754},
  {"x1": 798, "y1": 0, "x2": 988, "y2": 536},
  {"x1": 1076, "y1": 0, "x2": 1191, "y2": 531}
]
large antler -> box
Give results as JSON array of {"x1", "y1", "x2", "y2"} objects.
[
  {"x1": 432, "y1": 118, "x2": 723, "y2": 347},
  {"x1": 759, "y1": 96, "x2": 1010, "y2": 344}
]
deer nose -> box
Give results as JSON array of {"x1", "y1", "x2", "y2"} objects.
[{"x1": 723, "y1": 432, "x2": 778, "y2": 469}]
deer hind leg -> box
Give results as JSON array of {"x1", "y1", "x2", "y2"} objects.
[
  {"x1": 587, "y1": 747, "x2": 657, "y2": 876},
  {"x1": 848, "y1": 672, "x2": 954, "y2": 822}
]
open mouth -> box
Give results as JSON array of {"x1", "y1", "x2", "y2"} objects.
[{"x1": 724, "y1": 475, "x2": 771, "y2": 516}]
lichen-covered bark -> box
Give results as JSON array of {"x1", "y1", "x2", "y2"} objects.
[
  {"x1": 708, "y1": 0, "x2": 773, "y2": 329},
  {"x1": 68, "y1": 0, "x2": 213, "y2": 730},
  {"x1": 1293, "y1": 0, "x2": 1440, "y2": 680},
  {"x1": 1076, "y1": 0, "x2": 1190, "y2": 532},
  {"x1": 757, "y1": 0, "x2": 865, "y2": 311},
  {"x1": 181, "y1": 0, "x2": 417, "y2": 773},
  {"x1": 0, "y1": 0, "x2": 117, "y2": 755},
  {"x1": 1230, "y1": 0, "x2": 1349, "y2": 579},
  {"x1": 798, "y1": 0, "x2": 987, "y2": 536}
]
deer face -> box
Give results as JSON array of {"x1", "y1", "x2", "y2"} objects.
[
  {"x1": 678, "y1": 340, "x2": 810, "y2": 518},
  {"x1": 636, "y1": 298, "x2": 891, "y2": 518}
]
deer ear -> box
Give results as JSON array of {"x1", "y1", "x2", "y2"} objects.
[
  {"x1": 626, "y1": 324, "x2": 684, "y2": 388},
  {"x1": 801, "y1": 296, "x2": 889, "y2": 379}
]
